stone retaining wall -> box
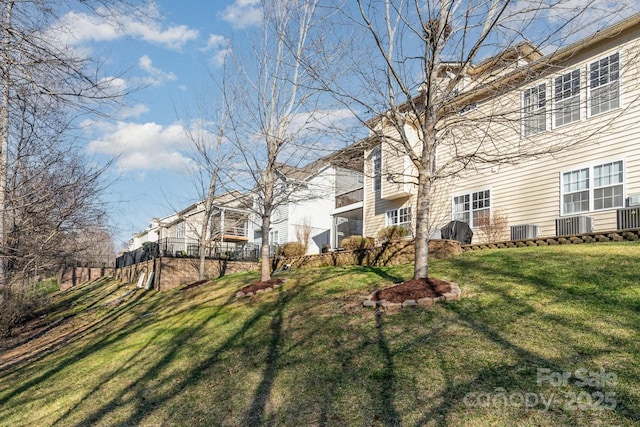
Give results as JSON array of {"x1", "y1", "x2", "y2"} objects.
[
  {"x1": 463, "y1": 228, "x2": 640, "y2": 251},
  {"x1": 273, "y1": 239, "x2": 462, "y2": 271},
  {"x1": 113, "y1": 257, "x2": 259, "y2": 291}
]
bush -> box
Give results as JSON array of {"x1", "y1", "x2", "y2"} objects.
[
  {"x1": 0, "y1": 284, "x2": 47, "y2": 337},
  {"x1": 377, "y1": 225, "x2": 409, "y2": 243},
  {"x1": 341, "y1": 236, "x2": 375, "y2": 251},
  {"x1": 277, "y1": 242, "x2": 307, "y2": 258}
]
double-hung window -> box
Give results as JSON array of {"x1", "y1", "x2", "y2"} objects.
[
  {"x1": 593, "y1": 161, "x2": 624, "y2": 210},
  {"x1": 453, "y1": 190, "x2": 490, "y2": 227},
  {"x1": 175, "y1": 222, "x2": 185, "y2": 239},
  {"x1": 372, "y1": 146, "x2": 381, "y2": 193},
  {"x1": 589, "y1": 53, "x2": 620, "y2": 116},
  {"x1": 522, "y1": 83, "x2": 546, "y2": 136},
  {"x1": 554, "y1": 69, "x2": 581, "y2": 127},
  {"x1": 561, "y1": 160, "x2": 623, "y2": 215},
  {"x1": 386, "y1": 206, "x2": 411, "y2": 231}
]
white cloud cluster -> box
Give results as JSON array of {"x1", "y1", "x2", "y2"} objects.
[
  {"x1": 87, "y1": 121, "x2": 195, "y2": 174},
  {"x1": 57, "y1": 7, "x2": 198, "y2": 50},
  {"x1": 220, "y1": 0, "x2": 263, "y2": 29},
  {"x1": 137, "y1": 55, "x2": 177, "y2": 87}
]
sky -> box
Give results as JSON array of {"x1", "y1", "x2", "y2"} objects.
[{"x1": 57, "y1": 1, "x2": 267, "y2": 248}]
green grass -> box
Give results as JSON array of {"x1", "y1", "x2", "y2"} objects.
[{"x1": 1, "y1": 243, "x2": 640, "y2": 426}]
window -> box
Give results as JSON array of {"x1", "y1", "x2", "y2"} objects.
[
  {"x1": 554, "y1": 69, "x2": 581, "y2": 127},
  {"x1": 562, "y1": 161, "x2": 623, "y2": 214},
  {"x1": 522, "y1": 83, "x2": 546, "y2": 136},
  {"x1": 453, "y1": 190, "x2": 490, "y2": 227},
  {"x1": 386, "y1": 207, "x2": 411, "y2": 231},
  {"x1": 372, "y1": 146, "x2": 381, "y2": 192},
  {"x1": 175, "y1": 222, "x2": 185, "y2": 238},
  {"x1": 269, "y1": 230, "x2": 279, "y2": 244},
  {"x1": 562, "y1": 168, "x2": 590, "y2": 214},
  {"x1": 593, "y1": 161, "x2": 623, "y2": 210},
  {"x1": 590, "y1": 52, "x2": 620, "y2": 116}
]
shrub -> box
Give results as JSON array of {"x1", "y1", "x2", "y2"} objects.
[
  {"x1": 0, "y1": 284, "x2": 47, "y2": 337},
  {"x1": 377, "y1": 225, "x2": 409, "y2": 243},
  {"x1": 341, "y1": 236, "x2": 375, "y2": 251},
  {"x1": 277, "y1": 242, "x2": 307, "y2": 258},
  {"x1": 476, "y1": 209, "x2": 509, "y2": 243}
]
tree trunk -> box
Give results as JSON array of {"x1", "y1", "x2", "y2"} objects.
[
  {"x1": 0, "y1": 2, "x2": 13, "y2": 285},
  {"x1": 413, "y1": 170, "x2": 431, "y2": 279},
  {"x1": 260, "y1": 214, "x2": 271, "y2": 282}
]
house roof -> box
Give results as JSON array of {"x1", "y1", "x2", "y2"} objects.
[
  {"x1": 274, "y1": 155, "x2": 336, "y2": 182},
  {"x1": 449, "y1": 12, "x2": 640, "y2": 111},
  {"x1": 274, "y1": 139, "x2": 368, "y2": 180}
]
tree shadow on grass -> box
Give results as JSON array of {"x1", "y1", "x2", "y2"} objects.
[
  {"x1": 65, "y1": 277, "x2": 307, "y2": 427},
  {"x1": 410, "y1": 250, "x2": 640, "y2": 425},
  {"x1": 373, "y1": 309, "x2": 402, "y2": 426},
  {"x1": 241, "y1": 292, "x2": 287, "y2": 425},
  {"x1": 360, "y1": 266, "x2": 404, "y2": 285}
]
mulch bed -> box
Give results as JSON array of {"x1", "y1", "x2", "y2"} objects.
[
  {"x1": 373, "y1": 277, "x2": 452, "y2": 303},
  {"x1": 239, "y1": 278, "x2": 285, "y2": 295}
]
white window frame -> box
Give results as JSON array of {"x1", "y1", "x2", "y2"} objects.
[
  {"x1": 588, "y1": 52, "x2": 621, "y2": 117},
  {"x1": 452, "y1": 189, "x2": 491, "y2": 228},
  {"x1": 560, "y1": 160, "x2": 624, "y2": 216},
  {"x1": 553, "y1": 69, "x2": 581, "y2": 128},
  {"x1": 175, "y1": 222, "x2": 185, "y2": 239},
  {"x1": 385, "y1": 206, "x2": 411, "y2": 230},
  {"x1": 522, "y1": 83, "x2": 547, "y2": 137},
  {"x1": 269, "y1": 229, "x2": 279, "y2": 245},
  {"x1": 372, "y1": 146, "x2": 381, "y2": 193}
]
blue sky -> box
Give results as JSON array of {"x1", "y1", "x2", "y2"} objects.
[{"x1": 54, "y1": 1, "x2": 267, "y2": 248}]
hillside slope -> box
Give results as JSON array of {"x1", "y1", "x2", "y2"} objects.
[{"x1": 1, "y1": 243, "x2": 639, "y2": 426}]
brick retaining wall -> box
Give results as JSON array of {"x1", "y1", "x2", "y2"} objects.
[{"x1": 113, "y1": 257, "x2": 259, "y2": 291}]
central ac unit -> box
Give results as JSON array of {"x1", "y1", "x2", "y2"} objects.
[
  {"x1": 510, "y1": 224, "x2": 540, "y2": 240},
  {"x1": 628, "y1": 195, "x2": 640, "y2": 207},
  {"x1": 617, "y1": 207, "x2": 640, "y2": 230},
  {"x1": 555, "y1": 216, "x2": 593, "y2": 236}
]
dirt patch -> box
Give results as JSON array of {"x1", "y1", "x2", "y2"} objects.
[
  {"x1": 373, "y1": 277, "x2": 452, "y2": 303},
  {"x1": 240, "y1": 278, "x2": 285, "y2": 295}
]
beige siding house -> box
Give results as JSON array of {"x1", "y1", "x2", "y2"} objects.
[{"x1": 363, "y1": 15, "x2": 640, "y2": 243}]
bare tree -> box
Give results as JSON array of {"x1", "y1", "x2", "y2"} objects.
[
  {"x1": 184, "y1": 83, "x2": 236, "y2": 281},
  {"x1": 476, "y1": 208, "x2": 509, "y2": 243},
  {"x1": 222, "y1": 0, "x2": 337, "y2": 281},
  {"x1": 0, "y1": 0, "x2": 139, "y2": 283},
  {"x1": 294, "y1": 218, "x2": 312, "y2": 252},
  {"x1": 318, "y1": 0, "x2": 639, "y2": 280}
]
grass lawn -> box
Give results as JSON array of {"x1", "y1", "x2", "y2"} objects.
[{"x1": 1, "y1": 242, "x2": 639, "y2": 426}]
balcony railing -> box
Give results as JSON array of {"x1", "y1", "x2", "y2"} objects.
[
  {"x1": 221, "y1": 226, "x2": 248, "y2": 237},
  {"x1": 335, "y1": 187, "x2": 364, "y2": 209}
]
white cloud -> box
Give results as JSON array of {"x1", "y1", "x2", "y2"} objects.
[
  {"x1": 87, "y1": 121, "x2": 195, "y2": 173},
  {"x1": 117, "y1": 104, "x2": 150, "y2": 119},
  {"x1": 201, "y1": 34, "x2": 233, "y2": 66},
  {"x1": 137, "y1": 55, "x2": 177, "y2": 87},
  {"x1": 203, "y1": 34, "x2": 230, "y2": 51},
  {"x1": 56, "y1": 6, "x2": 199, "y2": 50},
  {"x1": 220, "y1": 0, "x2": 263, "y2": 29}
]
